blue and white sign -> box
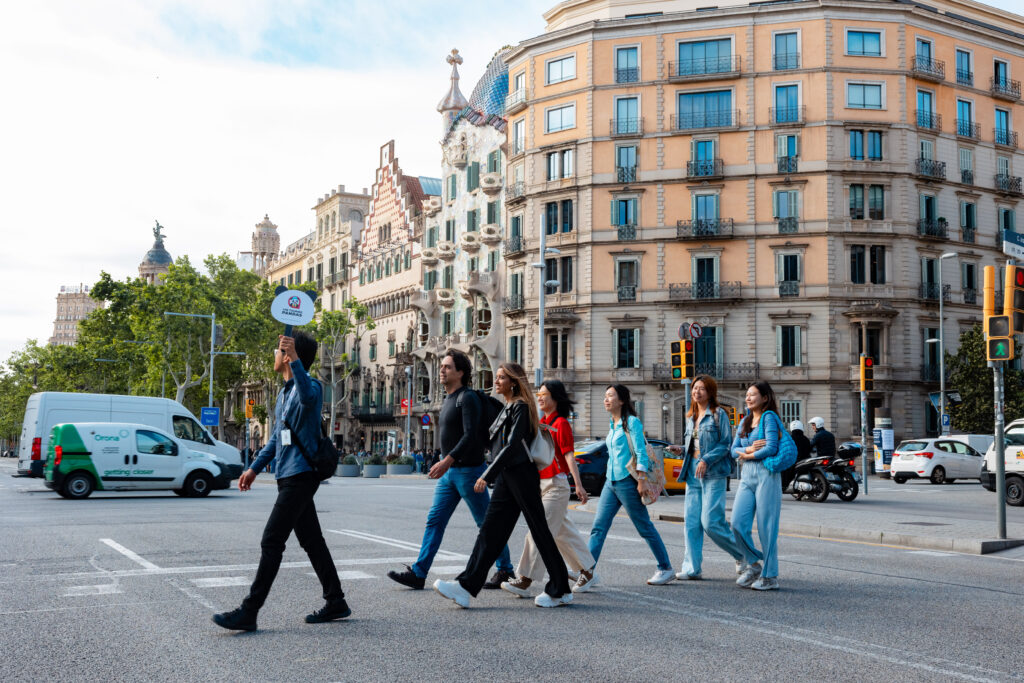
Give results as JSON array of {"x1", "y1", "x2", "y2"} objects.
[
  {"x1": 200, "y1": 406, "x2": 220, "y2": 427},
  {"x1": 1003, "y1": 229, "x2": 1024, "y2": 260},
  {"x1": 942, "y1": 413, "x2": 950, "y2": 427},
  {"x1": 270, "y1": 289, "x2": 316, "y2": 326}
]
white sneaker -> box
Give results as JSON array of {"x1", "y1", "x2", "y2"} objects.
[
  {"x1": 535, "y1": 591, "x2": 574, "y2": 608},
  {"x1": 736, "y1": 562, "x2": 762, "y2": 588},
  {"x1": 433, "y1": 579, "x2": 471, "y2": 608},
  {"x1": 751, "y1": 576, "x2": 779, "y2": 591},
  {"x1": 571, "y1": 569, "x2": 597, "y2": 594},
  {"x1": 647, "y1": 569, "x2": 676, "y2": 585},
  {"x1": 735, "y1": 561, "x2": 748, "y2": 576},
  {"x1": 675, "y1": 571, "x2": 702, "y2": 581}
]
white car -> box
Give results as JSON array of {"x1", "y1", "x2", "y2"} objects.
[{"x1": 890, "y1": 438, "x2": 984, "y2": 484}]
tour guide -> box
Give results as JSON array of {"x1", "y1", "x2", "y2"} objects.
[{"x1": 212, "y1": 332, "x2": 349, "y2": 631}]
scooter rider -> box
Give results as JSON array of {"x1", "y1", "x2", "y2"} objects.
[
  {"x1": 783, "y1": 421, "x2": 812, "y2": 492},
  {"x1": 808, "y1": 417, "x2": 836, "y2": 459}
]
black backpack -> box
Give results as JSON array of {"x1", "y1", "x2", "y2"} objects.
[
  {"x1": 282, "y1": 381, "x2": 340, "y2": 481},
  {"x1": 457, "y1": 388, "x2": 504, "y2": 446}
]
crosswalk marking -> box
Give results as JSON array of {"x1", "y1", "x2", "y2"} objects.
[
  {"x1": 64, "y1": 584, "x2": 122, "y2": 597},
  {"x1": 190, "y1": 577, "x2": 250, "y2": 588}
]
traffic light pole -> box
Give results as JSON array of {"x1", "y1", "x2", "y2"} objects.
[
  {"x1": 860, "y1": 389, "x2": 869, "y2": 496},
  {"x1": 682, "y1": 378, "x2": 691, "y2": 423},
  {"x1": 993, "y1": 361, "x2": 1006, "y2": 540}
]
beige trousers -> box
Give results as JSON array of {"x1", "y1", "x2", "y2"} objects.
[{"x1": 517, "y1": 475, "x2": 596, "y2": 580}]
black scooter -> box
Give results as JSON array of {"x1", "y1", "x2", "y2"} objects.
[{"x1": 787, "y1": 444, "x2": 862, "y2": 502}]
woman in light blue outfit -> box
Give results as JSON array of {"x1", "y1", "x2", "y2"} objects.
[
  {"x1": 667, "y1": 375, "x2": 746, "y2": 581},
  {"x1": 730, "y1": 380, "x2": 784, "y2": 591},
  {"x1": 588, "y1": 384, "x2": 675, "y2": 586}
]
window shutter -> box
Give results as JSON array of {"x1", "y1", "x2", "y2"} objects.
[
  {"x1": 793, "y1": 134, "x2": 800, "y2": 157},
  {"x1": 797, "y1": 254, "x2": 803, "y2": 282},
  {"x1": 633, "y1": 328, "x2": 641, "y2": 369},
  {"x1": 611, "y1": 200, "x2": 619, "y2": 226},
  {"x1": 775, "y1": 252, "x2": 784, "y2": 283},
  {"x1": 775, "y1": 326, "x2": 783, "y2": 366},
  {"x1": 612, "y1": 329, "x2": 620, "y2": 368},
  {"x1": 794, "y1": 326, "x2": 802, "y2": 366},
  {"x1": 772, "y1": 191, "x2": 780, "y2": 219}
]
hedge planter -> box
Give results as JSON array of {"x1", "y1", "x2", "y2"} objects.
[
  {"x1": 337, "y1": 464, "x2": 361, "y2": 477},
  {"x1": 386, "y1": 464, "x2": 414, "y2": 475},
  {"x1": 362, "y1": 464, "x2": 387, "y2": 479}
]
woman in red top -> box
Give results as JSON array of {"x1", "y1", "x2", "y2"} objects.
[{"x1": 501, "y1": 380, "x2": 598, "y2": 596}]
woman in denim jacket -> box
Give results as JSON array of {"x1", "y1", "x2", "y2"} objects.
[
  {"x1": 667, "y1": 375, "x2": 745, "y2": 581},
  {"x1": 729, "y1": 380, "x2": 784, "y2": 591}
]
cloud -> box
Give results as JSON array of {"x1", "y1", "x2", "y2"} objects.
[{"x1": 0, "y1": 0, "x2": 547, "y2": 360}]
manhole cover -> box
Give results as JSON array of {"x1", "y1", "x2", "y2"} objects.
[{"x1": 896, "y1": 522, "x2": 951, "y2": 526}]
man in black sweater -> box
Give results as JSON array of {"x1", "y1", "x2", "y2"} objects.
[
  {"x1": 387, "y1": 350, "x2": 514, "y2": 590},
  {"x1": 809, "y1": 416, "x2": 836, "y2": 459}
]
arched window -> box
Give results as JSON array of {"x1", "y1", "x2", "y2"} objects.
[
  {"x1": 331, "y1": 212, "x2": 337, "y2": 229},
  {"x1": 349, "y1": 209, "x2": 363, "y2": 223}
]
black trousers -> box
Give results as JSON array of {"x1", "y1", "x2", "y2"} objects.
[
  {"x1": 242, "y1": 472, "x2": 343, "y2": 612},
  {"x1": 457, "y1": 461, "x2": 570, "y2": 598}
]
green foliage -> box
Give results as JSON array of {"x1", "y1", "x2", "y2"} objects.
[
  {"x1": 947, "y1": 325, "x2": 1024, "y2": 433},
  {"x1": 342, "y1": 454, "x2": 358, "y2": 465},
  {"x1": 365, "y1": 454, "x2": 384, "y2": 465}
]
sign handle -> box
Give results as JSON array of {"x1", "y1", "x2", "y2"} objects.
[{"x1": 283, "y1": 324, "x2": 293, "y2": 337}]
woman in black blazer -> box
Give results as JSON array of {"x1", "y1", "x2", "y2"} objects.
[{"x1": 433, "y1": 362, "x2": 572, "y2": 609}]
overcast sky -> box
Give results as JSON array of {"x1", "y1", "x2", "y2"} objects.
[{"x1": 0, "y1": 0, "x2": 1020, "y2": 362}]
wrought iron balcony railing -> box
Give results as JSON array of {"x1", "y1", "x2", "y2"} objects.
[
  {"x1": 777, "y1": 156, "x2": 798, "y2": 173},
  {"x1": 770, "y1": 106, "x2": 805, "y2": 125},
  {"x1": 668, "y1": 55, "x2": 741, "y2": 79},
  {"x1": 610, "y1": 117, "x2": 643, "y2": 136},
  {"x1": 503, "y1": 293, "x2": 524, "y2": 313},
  {"x1": 617, "y1": 224, "x2": 637, "y2": 241},
  {"x1": 671, "y1": 110, "x2": 739, "y2": 131},
  {"x1": 615, "y1": 67, "x2": 639, "y2": 83},
  {"x1": 991, "y1": 77, "x2": 1022, "y2": 101},
  {"x1": 961, "y1": 169, "x2": 974, "y2": 185},
  {"x1": 779, "y1": 281, "x2": 800, "y2": 298},
  {"x1": 503, "y1": 235, "x2": 524, "y2": 256},
  {"x1": 913, "y1": 55, "x2": 945, "y2": 81},
  {"x1": 777, "y1": 217, "x2": 799, "y2": 234},
  {"x1": 994, "y1": 128, "x2": 1018, "y2": 148},
  {"x1": 686, "y1": 158, "x2": 723, "y2": 178},
  {"x1": 676, "y1": 218, "x2": 734, "y2": 239},
  {"x1": 996, "y1": 174, "x2": 1023, "y2": 195},
  {"x1": 915, "y1": 110, "x2": 941, "y2": 131},
  {"x1": 963, "y1": 288, "x2": 977, "y2": 305},
  {"x1": 956, "y1": 119, "x2": 980, "y2": 139},
  {"x1": 919, "y1": 283, "x2": 951, "y2": 301},
  {"x1": 962, "y1": 226, "x2": 976, "y2": 244},
  {"x1": 505, "y1": 181, "x2": 525, "y2": 200},
  {"x1": 956, "y1": 69, "x2": 973, "y2": 86},
  {"x1": 668, "y1": 281, "x2": 743, "y2": 301},
  {"x1": 773, "y1": 53, "x2": 800, "y2": 70},
  {"x1": 917, "y1": 218, "x2": 949, "y2": 239},
  {"x1": 616, "y1": 166, "x2": 637, "y2": 183},
  {"x1": 915, "y1": 158, "x2": 946, "y2": 180},
  {"x1": 617, "y1": 285, "x2": 637, "y2": 302}
]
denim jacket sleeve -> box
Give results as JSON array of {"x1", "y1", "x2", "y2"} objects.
[
  {"x1": 748, "y1": 411, "x2": 782, "y2": 461},
  {"x1": 249, "y1": 406, "x2": 280, "y2": 473},
  {"x1": 699, "y1": 408, "x2": 732, "y2": 467},
  {"x1": 481, "y1": 402, "x2": 531, "y2": 484},
  {"x1": 290, "y1": 359, "x2": 318, "y2": 407}
]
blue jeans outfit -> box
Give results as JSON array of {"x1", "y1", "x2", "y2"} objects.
[
  {"x1": 589, "y1": 477, "x2": 672, "y2": 571},
  {"x1": 411, "y1": 464, "x2": 513, "y2": 579},
  {"x1": 730, "y1": 460, "x2": 782, "y2": 578},
  {"x1": 678, "y1": 470, "x2": 745, "y2": 577}
]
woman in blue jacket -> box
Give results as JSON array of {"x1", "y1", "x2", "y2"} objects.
[
  {"x1": 730, "y1": 380, "x2": 784, "y2": 591},
  {"x1": 667, "y1": 375, "x2": 745, "y2": 581}
]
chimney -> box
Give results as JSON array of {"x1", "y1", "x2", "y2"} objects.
[
  {"x1": 363, "y1": 187, "x2": 368, "y2": 195},
  {"x1": 339, "y1": 184, "x2": 345, "y2": 193}
]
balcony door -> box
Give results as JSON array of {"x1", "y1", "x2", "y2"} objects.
[
  {"x1": 774, "y1": 85, "x2": 799, "y2": 121},
  {"x1": 616, "y1": 97, "x2": 639, "y2": 134},
  {"x1": 694, "y1": 256, "x2": 717, "y2": 285},
  {"x1": 917, "y1": 90, "x2": 934, "y2": 126},
  {"x1": 694, "y1": 327, "x2": 718, "y2": 375},
  {"x1": 919, "y1": 194, "x2": 937, "y2": 222}
]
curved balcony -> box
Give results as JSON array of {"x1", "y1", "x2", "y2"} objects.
[
  {"x1": 915, "y1": 111, "x2": 941, "y2": 132},
  {"x1": 770, "y1": 106, "x2": 805, "y2": 126},
  {"x1": 505, "y1": 181, "x2": 525, "y2": 203},
  {"x1": 610, "y1": 117, "x2": 643, "y2": 137},
  {"x1": 459, "y1": 232, "x2": 481, "y2": 252},
  {"x1": 914, "y1": 158, "x2": 946, "y2": 180},
  {"x1": 410, "y1": 290, "x2": 437, "y2": 313},
  {"x1": 912, "y1": 55, "x2": 945, "y2": 82},
  {"x1": 505, "y1": 88, "x2": 528, "y2": 114},
  {"x1": 503, "y1": 293, "x2": 525, "y2": 313},
  {"x1": 480, "y1": 172, "x2": 502, "y2": 196},
  {"x1": 996, "y1": 174, "x2": 1023, "y2": 196},
  {"x1": 676, "y1": 218, "x2": 734, "y2": 240},
  {"x1": 671, "y1": 111, "x2": 740, "y2": 132},
  {"x1": 991, "y1": 77, "x2": 1021, "y2": 101},
  {"x1": 917, "y1": 218, "x2": 949, "y2": 240},
  {"x1": 466, "y1": 272, "x2": 498, "y2": 299},
  {"x1": 421, "y1": 247, "x2": 438, "y2": 266},
  {"x1": 666, "y1": 55, "x2": 741, "y2": 82},
  {"x1": 480, "y1": 224, "x2": 502, "y2": 244},
  {"x1": 423, "y1": 196, "x2": 442, "y2": 217},
  {"x1": 436, "y1": 288, "x2": 455, "y2": 308},
  {"x1": 994, "y1": 129, "x2": 1018, "y2": 149},
  {"x1": 437, "y1": 241, "x2": 456, "y2": 261},
  {"x1": 955, "y1": 119, "x2": 980, "y2": 140}
]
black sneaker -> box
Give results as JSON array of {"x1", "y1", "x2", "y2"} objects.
[
  {"x1": 212, "y1": 607, "x2": 257, "y2": 632},
  {"x1": 305, "y1": 599, "x2": 351, "y2": 624},
  {"x1": 387, "y1": 565, "x2": 426, "y2": 590},
  {"x1": 483, "y1": 569, "x2": 515, "y2": 590}
]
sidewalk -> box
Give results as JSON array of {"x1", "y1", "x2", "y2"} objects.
[{"x1": 577, "y1": 482, "x2": 1024, "y2": 555}]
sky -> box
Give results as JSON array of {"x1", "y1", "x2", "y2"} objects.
[{"x1": 0, "y1": 0, "x2": 1021, "y2": 362}]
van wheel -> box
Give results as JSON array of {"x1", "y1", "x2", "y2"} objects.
[
  {"x1": 1007, "y1": 476, "x2": 1024, "y2": 507},
  {"x1": 930, "y1": 467, "x2": 947, "y2": 485},
  {"x1": 183, "y1": 472, "x2": 212, "y2": 498},
  {"x1": 62, "y1": 472, "x2": 95, "y2": 499}
]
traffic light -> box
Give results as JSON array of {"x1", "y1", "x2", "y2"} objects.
[
  {"x1": 986, "y1": 315, "x2": 1014, "y2": 361},
  {"x1": 1005, "y1": 265, "x2": 1024, "y2": 335},
  {"x1": 669, "y1": 341, "x2": 683, "y2": 380},
  {"x1": 859, "y1": 355, "x2": 874, "y2": 392},
  {"x1": 683, "y1": 339, "x2": 695, "y2": 379}
]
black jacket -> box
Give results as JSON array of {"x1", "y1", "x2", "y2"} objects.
[
  {"x1": 791, "y1": 430, "x2": 812, "y2": 461},
  {"x1": 481, "y1": 401, "x2": 533, "y2": 484}
]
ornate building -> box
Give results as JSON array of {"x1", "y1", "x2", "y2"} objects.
[
  {"x1": 349, "y1": 141, "x2": 440, "y2": 455},
  {"x1": 410, "y1": 49, "x2": 510, "y2": 450},
  {"x1": 238, "y1": 214, "x2": 282, "y2": 277},
  {"x1": 501, "y1": 0, "x2": 1022, "y2": 442},
  {"x1": 48, "y1": 284, "x2": 101, "y2": 346},
  {"x1": 138, "y1": 221, "x2": 172, "y2": 285}
]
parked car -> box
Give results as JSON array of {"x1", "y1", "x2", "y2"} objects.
[
  {"x1": 568, "y1": 437, "x2": 686, "y2": 498},
  {"x1": 890, "y1": 437, "x2": 983, "y2": 484},
  {"x1": 981, "y1": 418, "x2": 1024, "y2": 506}
]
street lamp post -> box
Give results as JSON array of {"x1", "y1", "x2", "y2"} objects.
[
  {"x1": 121, "y1": 340, "x2": 165, "y2": 398},
  {"x1": 937, "y1": 252, "x2": 957, "y2": 435},
  {"x1": 404, "y1": 365, "x2": 412, "y2": 455},
  {"x1": 531, "y1": 213, "x2": 562, "y2": 388}
]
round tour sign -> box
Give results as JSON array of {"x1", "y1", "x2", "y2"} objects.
[
  {"x1": 270, "y1": 289, "x2": 316, "y2": 326},
  {"x1": 678, "y1": 322, "x2": 690, "y2": 338}
]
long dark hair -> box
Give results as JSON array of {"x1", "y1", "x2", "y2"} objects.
[
  {"x1": 739, "y1": 380, "x2": 780, "y2": 438},
  {"x1": 607, "y1": 384, "x2": 637, "y2": 432},
  {"x1": 541, "y1": 379, "x2": 575, "y2": 420},
  {"x1": 686, "y1": 374, "x2": 720, "y2": 420},
  {"x1": 498, "y1": 362, "x2": 539, "y2": 438}
]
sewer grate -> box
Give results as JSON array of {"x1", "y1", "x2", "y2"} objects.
[{"x1": 896, "y1": 522, "x2": 951, "y2": 526}]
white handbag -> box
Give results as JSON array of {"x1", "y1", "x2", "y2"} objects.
[{"x1": 523, "y1": 424, "x2": 556, "y2": 470}]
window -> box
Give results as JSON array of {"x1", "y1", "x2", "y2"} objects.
[
  {"x1": 369, "y1": 343, "x2": 377, "y2": 362},
  {"x1": 512, "y1": 120, "x2": 525, "y2": 154},
  {"x1": 857, "y1": 327, "x2": 882, "y2": 361},
  {"x1": 509, "y1": 335, "x2": 523, "y2": 365},
  {"x1": 616, "y1": 259, "x2": 638, "y2": 290},
  {"x1": 998, "y1": 155, "x2": 1011, "y2": 177},
  {"x1": 617, "y1": 145, "x2": 637, "y2": 180},
  {"x1": 546, "y1": 55, "x2": 576, "y2": 84},
  {"x1": 173, "y1": 416, "x2": 210, "y2": 444},
  {"x1": 405, "y1": 249, "x2": 411, "y2": 270},
  {"x1": 677, "y1": 90, "x2": 733, "y2": 129},
  {"x1": 995, "y1": 109, "x2": 1012, "y2": 146},
  {"x1": 611, "y1": 197, "x2": 637, "y2": 226},
  {"x1": 956, "y1": 99, "x2": 974, "y2": 136},
  {"x1": 777, "y1": 325, "x2": 802, "y2": 367},
  {"x1": 1000, "y1": 207, "x2": 1016, "y2": 233},
  {"x1": 487, "y1": 149, "x2": 501, "y2": 173},
  {"x1": 774, "y1": 84, "x2": 800, "y2": 123},
  {"x1": 424, "y1": 270, "x2": 437, "y2": 290},
  {"x1": 850, "y1": 245, "x2": 866, "y2": 284},
  {"x1": 468, "y1": 257, "x2": 478, "y2": 272},
  {"x1": 561, "y1": 256, "x2": 574, "y2": 293},
  {"x1": 447, "y1": 174, "x2": 457, "y2": 201},
  {"x1": 545, "y1": 202, "x2": 559, "y2": 234},
  {"x1": 778, "y1": 253, "x2": 801, "y2": 283},
  {"x1": 444, "y1": 219, "x2": 456, "y2": 242},
  {"x1": 868, "y1": 185, "x2": 884, "y2": 220},
  {"x1": 442, "y1": 265, "x2": 454, "y2": 289},
  {"x1": 561, "y1": 199, "x2": 573, "y2": 232},
  {"x1": 426, "y1": 226, "x2": 437, "y2": 248},
  {"x1": 994, "y1": 59, "x2": 1010, "y2": 87},
  {"x1": 849, "y1": 130, "x2": 864, "y2": 160},
  {"x1": 442, "y1": 312, "x2": 453, "y2": 335},
  {"x1": 389, "y1": 340, "x2": 396, "y2": 357},
  {"x1": 849, "y1": 184, "x2": 865, "y2": 219},
  {"x1": 956, "y1": 49, "x2": 973, "y2": 85},
  {"x1": 547, "y1": 331, "x2": 570, "y2": 368},
  {"x1": 780, "y1": 400, "x2": 802, "y2": 426},
  {"x1": 467, "y1": 208, "x2": 479, "y2": 232},
  {"x1": 847, "y1": 30, "x2": 882, "y2": 57},
  {"x1": 613, "y1": 328, "x2": 641, "y2": 369},
  {"x1": 848, "y1": 83, "x2": 882, "y2": 109},
  {"x1": 773, "y1": 32, "x2": 798, "y2": 70},
  {"x1": 615, "y1": 46, "x2": 639, "y2": 83},
  {"x1": 773, "y1": 189, "x2": 799, "y2": 219},
  {"x1": 510, "y1": 214, "x2": 522, "y2": 238},
  {"x1": 545, "y1": 103, "x2": 576, "y2": 133},
  {"x1": 466, "y1": 162, "x2": 480, "y2": 191},
  {"x1": 693, "y1": 193, "x2": 719, "y2": 221},
  {"x1": 486, "y1": 201, "x2": 499, "y2": 225},
  {"x1": 545, "y1": 258, "x2": 558, "y2": 294},
  {"x1": 960, "y1": 147, "x2": 973, "y2": 183},
  {"x1": 867, "y1": 131, "x2": 882, "y2": 160},
  {"x1": 136, "y1": 430, "x2": 177, "y2": 456},
  {"x1": 960, "y1": 201, "x2": 976, "y2": 231},
  {"x1": 962, "y1": 262, "x2": 976, "y2": 295},
  {"x1": 545, "y1": 257, "x2": 574, "y2": 293},
  {"x1": 677, "y1": 39, "x2": 732, "y2": 75},
  {"x1": 546, "y1": 150, "x2": 574, "y2": 179},
  {"x1": 487, "y1": 249, "x2": 499, "y2": 272}
]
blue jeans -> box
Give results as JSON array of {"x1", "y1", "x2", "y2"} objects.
[
  {"x1": 411, "y1": 464, "x2": 513, "y2": 579},
  {"x1": 679, "y1": 471, "x2": 744, "y2": 577},
  {"x1": 589, "y1": 477, "x2": 672, "y2": 571},
  {"x1": 730, "y1": 460, "x2": 782, "y2": 578}
]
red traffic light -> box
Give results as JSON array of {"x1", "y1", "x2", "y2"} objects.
[
  {"x1": 864, "y1": 357, "x2": 873, "y2": 367},
  {"x1": 684, "y1": 340, "x2": 694, "y2": 351},
  {"x1": 1016, "y1": 269, "x2": 1024, "y2": 287}
]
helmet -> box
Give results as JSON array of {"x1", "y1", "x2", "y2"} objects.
[
  {"x1": 789, "y1": 420, "x2": 804, "y2": 432},
  {"x1": 809, "y1": 416, "x2": 825, "y2": 429}
]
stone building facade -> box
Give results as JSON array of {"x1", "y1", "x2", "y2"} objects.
[
  {"x1": 138, "y1": 222, "x2": 172, "y2": 285},
  {"x1": 48, "y1": 284, "x2": 101, "y2": 346},
  {"x1": 501, "y1": 0, "x2": 1022, "y2": 443}
]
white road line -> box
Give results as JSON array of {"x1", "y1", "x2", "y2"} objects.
[
  {"x1": 306, "y1": 570, "x2": 374, "y2": 580},
  {"x1": 166, "y1": 578, "x2": 217, "y2": 611},
  {"x1": 909, "y1": 550, "x2": 954, "y2": 557},
  {"x1": 0, "y1": 599, "x2": 186, "y2": 616},
  {"x1": 605, "y1": 534, "x2": 643, "y2": 543},
  {"x1": 190, "y1": 577, "x2": 250, "y2": 588},
  {"x1": 63, "y1": 584, "x2": 122, "y2": 597},
  {"x1": 604, "y1": 588, "x2": 1006, "y2": 683},
  {"x1": 428, "y1": 565, "x2": 466, "y2": 574},
  {"x1": 100, "y1": 539, "x2": 160, "y2": 570},
  {"x1": 328, "y1": 529, "x2": 468, "y2": 560}
]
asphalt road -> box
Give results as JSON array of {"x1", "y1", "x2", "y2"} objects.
[{"x1": 1, "y1": 461, "x2": 1023, "y2": 682}]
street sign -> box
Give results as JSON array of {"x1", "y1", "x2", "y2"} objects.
[
  {"x1": 678, "y1": 322, "x2": 690, "y2": 339},
  {"x1": 401, "y1": 398, "x2": 410, "y2": 416},
  {"x1": 689, "y1": 322, "x2": 703, "y2": 339},
  {"x1": 1003, "y1": 229, "x2": 1024, "y2": 260},
  {"x1": 942, "y1": 413, "x2": 950, "y2": 427},
  {"x1": 200, "y1": 407, "x2": 220, "y2": 427},
  {"x1": 421, "y1": 425, "x2": 429, "y2": 430},
  {"x1": 421, "y1": 415, "x2": 431, "y2": 426}
]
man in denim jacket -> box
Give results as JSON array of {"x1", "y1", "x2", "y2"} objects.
[{"x1": 213, "y1": 332, "x2": 348, "y2": 631}]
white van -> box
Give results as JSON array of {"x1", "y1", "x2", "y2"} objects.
[
  {"x1": 19, "y1": 392, "x2": 241, "y2": 479},
  {"x1": 946, "y1": 434, "x2": 995, "y2": 456},
  {"x1": 44, "y1": 422, "x2": 232, "y2": 498},
  {"x1": 981, "y1": 418, "x2": 1024, "y2": 507}
]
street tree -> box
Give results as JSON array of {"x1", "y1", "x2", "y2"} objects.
[
  {"x1": 947, "y1": 324, "x2": 1024, "y2": 434},
  {"x1": 309, "y1": 298, "x2": 374, "y2": 443}
]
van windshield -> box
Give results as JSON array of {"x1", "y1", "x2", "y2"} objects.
[
  {"x1": 1006, "y1": 427, "x2": 1024, "y2": 447},
  {"x1": 173, "y1": 416, "x2": 212, "y2": 445}
]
